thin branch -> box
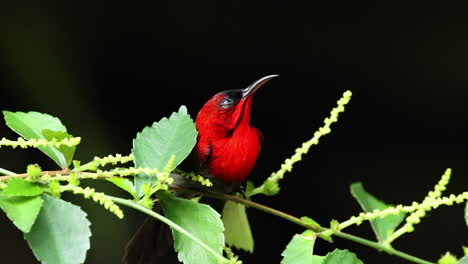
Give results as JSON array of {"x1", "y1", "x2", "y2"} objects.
[
  {"x1": 0, "y1": 171, "x2": 438, "y2": 263},
  {"x1": 0, "y1": 168, "x2": 16, "y2": 176},
  {"x1": 177, "y1": 188, "x2": 435, "y2": 264},
  {"x1": 333, "y1": 232, "x2": 434, "y2": 264},
  {"x1": 189, "y1": 189, "x2": 319, "y2": 231}
]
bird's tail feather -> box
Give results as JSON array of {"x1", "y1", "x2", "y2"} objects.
[{"x1": 122, "y1": 204, "x2": 179, "y2": 264}]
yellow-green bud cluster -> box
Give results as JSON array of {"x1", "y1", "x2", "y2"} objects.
[
  {"x1": 157, "y1": 155, "x2": 176, "y2": 189},
  {"x1": 49, "y1": 180, "x2": 62, "y2": 198},
  {"x1": 26, "y1": 164, "x2": 42, "y2": 181},
  {"x1": 73, "y1": 153, "x2": 134, "y2": 172},
  {"x1": 138, "y1": 156, "x2": 178, "y2": 209},
  {"x1": 343, "y1": 191, "x2": 468, "y2": 231},
  {"x1": 404, "y1": 168, "x2": 452, "y2": 230},
  {"x1": 0, "y1": 137, "x2": 81, "y2": 149},
  {"x1": 177, "y1": 170, "x2": 213, "y2": 187},
  {"x1": 254, "y1": 90, "x2": 352, "y2": 197},
  {"x1": 63, "y1": 185, "x2": 124, "y2": 219},
  {"x1": 68, "y1": 172, "x2": 80, "y2": 186},
  {"x1": 338, "y1": 168, "x2": 468, "y2": 245},
  {"x1": 224, "y1": 247, "x2": 242, "y2": 264},
  {"x1": 93, "y1": 153, "x2": 133, "y2": 166},
  {"x1": 73, "y1": 167, "x2": 161, "y2": 180},
  {"x1": 263, "y1": 178, "x2": 280, "y2": 196}
]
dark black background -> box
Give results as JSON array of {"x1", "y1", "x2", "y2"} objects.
[{"x1": 0, "y1": 2, "x2": 467, "y2": 264}]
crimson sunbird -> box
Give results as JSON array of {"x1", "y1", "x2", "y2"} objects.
[{"x1": 123, "y1": 75, "x2": 278, "y2": 264}]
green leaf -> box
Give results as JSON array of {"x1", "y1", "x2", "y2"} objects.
[
  {"x1": 222, "y1": 200, "x2": 254, "y2": 252},
  {"x1": 350, "y1": 182, "x2": 405, "y2": 242},
  {"x1": 281, "y1": 230, "x2": 324, "y2": 264},
  {"x1": 24, "y1": 195, "x2": 91, "y2": 264},
  {"x1": 323, "y1": 249, "x2": 364, "y2": 264},
  {"x1": 459, "y1": 256, "x2": 468, "y2": 264},
  {"x1": 0, "y1": 193, "x2": 43, "y2": 233},
  {"x1": 3, "y1": 178, "x2": 43, "y2": 196},
  {"x1": 132, "y1": 105, "x2": 197, "y2": 195},
  {"x1": 42, "y1": 129, "x2": 76, "y2": 167},
  {"x1": 160, "y1": 193, "x2": 224, "y2": 264},
  {"x1": 3, "y1": 111, "x2": 72, "y2": 169},
  {"x1": 301, "y1": 216, "x2": 321, "y2": 229},
  {"x1": 301, "y1": 216, "x2": 332, "y2": 242},
  {"x1": 438, "y1": 252, "x2": 458, "y2": 264},
  {"x1": 107, "y1": 178, "x2": 138, "y2": 199}
]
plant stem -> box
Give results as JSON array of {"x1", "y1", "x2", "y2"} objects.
[
  {"x1": 0, "y1": 168, "x2": 16, "y2": 176},
  {"x1": 0, "y1": 170, "x2": 438, "y2": 264},
  {"x1": 333, "y1": 232, "x2": 434, "y2": 264},
  {"x1": 183, "y1": 189, "x2": 435, "y2": 264},
  {"x1": 219, "y1": 192, "x2": 319, "y2": 230},
  {"x1": 107, "y1": 195, "x2": 230, "y2": 264}
]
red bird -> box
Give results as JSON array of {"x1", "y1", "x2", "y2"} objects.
[
  {"x1": 124, "y1": 75, "x2": 277, "y2": 264},
  {"x1": 194, "y1": 75, "x2": 277, "y2": 182}
]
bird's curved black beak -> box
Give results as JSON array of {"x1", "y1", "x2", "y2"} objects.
[{"x1": 242, "y1": 74, "x2": 278, "y2": 98}]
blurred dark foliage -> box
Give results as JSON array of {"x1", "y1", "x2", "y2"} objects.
[{"x1": 0, "y1": 2, "x2": 467, "y2": 263}]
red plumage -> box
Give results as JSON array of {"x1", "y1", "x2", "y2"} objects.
[{"x1": 194, "y1": 75, "x2": 277, "y2": 182}]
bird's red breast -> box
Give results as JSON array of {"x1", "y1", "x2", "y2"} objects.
[{"x1": 195, "y1": 94, "x2": 261, "y2": 181}]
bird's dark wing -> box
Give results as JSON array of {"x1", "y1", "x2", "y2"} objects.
[
  {"x1": 255, "y1": 127, "x2": 264, "y2": 153},
  {"x1": 122, "y1": 205, "x2": 178, "y2": 264}
]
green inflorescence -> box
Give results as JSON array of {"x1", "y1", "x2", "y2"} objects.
[
  {"x1": 224, "y1": 247, "x2": 243, "y2": 264},
  {"x1": 335, "y1": 169, "x2": 468, "y2": 245},
  {"x1": 342, "y1": 188, "x2": 468, "y2": 228},
  {"x1": 247, "y1": 90, "x2": 353, "y2": 197},
  {"x1": 68, "y1": 171, "x2": 80, "y2": 186},
  {"x1": 175, "y1": 169, "x2": 213, "y2": 187},
  {"x1": 156, "y1": 155, "x2": 176, "y2": 190},
  {"x1": 139, "y1": 155, "x2": 177, "y2": 209},
  {"x1": 95, "y1": 167, "x2": 161, "y2": 178},
  {"x1": 92, "y1": 153, "x2": 134, "y2": 166},
  {"x1": 404, "y1": 169, "x2": 451, "y2": 228},
  {"x1": 26, "y1": 164, "x2": 42, "y2": 181},
  {"x1": 49, "y1": 180, "x2": 62, "y2": 198},
  {"x1": 34, "y1": 167, "x2": 162, "y2": 183},
  {"x1": 62, "y1": 185, "x2": 124, "y2": 219},
  {"x1": 0, "y1": 137, "x2": 81, "y2": 149},
  {"x1": 74, "y1": 153, "x2": 134, "y2": 172}
]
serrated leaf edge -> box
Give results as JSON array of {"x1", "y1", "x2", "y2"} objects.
[
  {"x1": 0, "y1": 195, "x2": 44, "y2": 233},
  {"x1": 3, "y1": 111, "x2": 68, "y2": 168},
  {"x1": 25, "y1": 195, "x2": 92, "y2": 264}
]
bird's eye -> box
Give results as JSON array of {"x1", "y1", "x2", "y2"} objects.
[{"x1": 220, "y1": 98, "x2": 234, "y2": 108}]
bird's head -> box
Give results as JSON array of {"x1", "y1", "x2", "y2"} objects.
[{"x1": 196, "y1": 75, "x2": 278, "y2": 136}]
